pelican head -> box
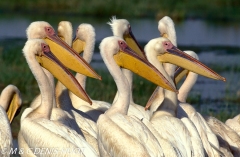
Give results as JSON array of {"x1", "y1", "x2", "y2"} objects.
[
  {"x1": 108, "y1": 16, "x2": 146, "y2": 59},
  {"x1": 72, "y1": 23, "x2": 96, "y2": 54},
  {"x1": 100, "y1": 36, "x2": 177, "y2": 93},
  {"x1": 23, "y1": 39, "x2": 91, "y2": 104},
  {"x1": 57, "y1": 21, "x2": 73, "y2": 46},
  {"x1": 145, "y1": 37, "x2": 226, "y2": 81},
  {"x1": 158, "y1": 16, "x2": 177, "y2": 45},
  {"x1": 0, "y1": 85, "x2": 22, "y2": 123},
  {"x1": 108, "y1": 16, "x2": 130, "y2": 37},
  {"x1": 26, "y1": 21, "x2": 101, "y2": 80}
]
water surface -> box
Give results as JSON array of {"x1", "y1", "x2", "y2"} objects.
[{"x1": 1, "y1": 15, "x2": 240, "y2": 47}]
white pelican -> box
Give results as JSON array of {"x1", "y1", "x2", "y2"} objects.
[
  {"x1": 150, "y1": 16, "x2": 225, "y2": 112},
  {"x1": 108, "y1": 16, "x2": 151, "y2": 120},
  {"x1": 145, "y1": 38, "x2": 195, "y2": 157},
  {"x1": 175, "y1": 52, "x2": 221, "y2": 157},
  {"x1": 19, "y1": 21, "x2": 100, "y2": 155},
  {"x1": 55, "y1": 21, "x2": 100, "y2": 154},
  {"x1": 158, "y1": 16, "x2": 223, "y2": 156},
  {"x1": 26, "y1": 21, "x2": 100, "y2": 80},
  {"x1": 0, "y1": 84, "x2": 22, "y2": 157},
  {"x1": 108, "y1": 20, "x2": 179, "y2": 155},
  {"x1": 0, "y1": 84, "x2": 22, "y2": 123},
  {"x1": 97, "y1": 36, "x2": 178, "y2": 157},
  {"x1": 144, "y1": 36, "x2": 225, "y2": 157},
  {"x1": 67, "y1": 23, "x2": 111, "y2": 121},
  {"x1": 19, "y1": 39, "x2": 98, "y2": 157},
  {"x1": 26, "y1": 21, "x2": 98, "y2": 135}
]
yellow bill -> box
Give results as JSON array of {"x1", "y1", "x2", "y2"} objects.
[
  {"x1": 158, "y1": 45, "x2": 226, "y2": 82},
  {"x1": 174, "y1": 67, "x2": 189, "y2": 85},
  {"x1": 123, "y1": 26, "x2": 147, "y2": 60},
  {"x1": 114, "y1": 41, "x2": 178, "y2": 93},
  {"x1": 43, "y1": 28, "x2": 101, "y2": 80},
  {"x1": 72, "y1": 38, "x2": 86, "y2": 54},
  {"x1": 36, "y1": 43, "x2": 92, "y2": 104},
  {"x1": 6, "y1": 94, "x2": 21, "y2": 123}
]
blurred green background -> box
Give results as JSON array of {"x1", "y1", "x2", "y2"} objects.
[{"x1": 1, "y1": 0, "x2": 240, "y2": 21}]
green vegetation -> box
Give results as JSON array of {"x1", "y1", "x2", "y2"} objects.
[{"x1": 1, "y1": 0, "x2": 240, "y2": 21}]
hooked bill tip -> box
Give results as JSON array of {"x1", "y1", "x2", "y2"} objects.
[{"x1": 89, "y1": 100, "x2": 93, "y2": 105}]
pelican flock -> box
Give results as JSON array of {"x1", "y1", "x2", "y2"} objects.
[{"x1": 2, "y1": 14, "x2": 239, "y2": 157}]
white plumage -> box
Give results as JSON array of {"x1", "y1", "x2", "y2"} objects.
[
  {"x1": 97, "y1": 36, "x2": 170, "y2": 157},
  {"x1": 18, "y1": 38, "x2": 97, "y2": 157}
]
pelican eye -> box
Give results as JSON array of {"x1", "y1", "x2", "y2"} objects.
[
  {"x1": 47, "y1": 27, "x2": 51, "y2": 32},
  {"x1": 45, "y1": 26, "x2": 55, "y2": 35},
  {"x1": 41, "y1": 43, "x2": 50, "y2": 53}
]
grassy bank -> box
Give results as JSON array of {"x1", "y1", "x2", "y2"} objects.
[{"x1": 1, "y1": 0, "x2": 240, "y2": 21}]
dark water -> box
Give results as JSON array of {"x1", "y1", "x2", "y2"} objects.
[
  {"x1": 1, "y1": 15, "x2": 240, "y2": 46},
  {"x1": 1, "y1": 15, "x2": 240, "y2": 116}
]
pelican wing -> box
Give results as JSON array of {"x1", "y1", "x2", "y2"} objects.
[
  {"x1": 0, "y1": 107, "x2": 12, "y2": 155},
  {"x1": 21, "y1": 117, "x2": 98, "y2": 157}
]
